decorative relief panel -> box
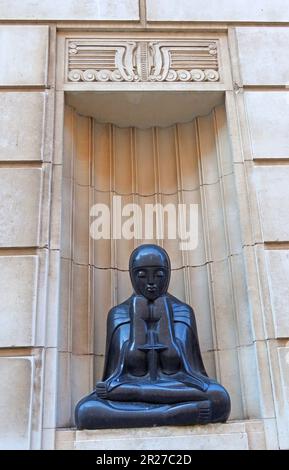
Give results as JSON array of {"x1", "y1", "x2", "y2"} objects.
[{"x1": 67, "y1": 39, "x2": 219, "y2": 82}]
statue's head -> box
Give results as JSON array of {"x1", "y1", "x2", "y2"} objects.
[{"x1": 129, "y1": 244, "x2": 171, "y2": 301}]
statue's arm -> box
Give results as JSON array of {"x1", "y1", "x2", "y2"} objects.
[
  {"x1": 172, "y1": 301, "x2": 208, "y2": 377},
  {"x1": 102, "y1": 306, "x2": 130, "y2": 380}
]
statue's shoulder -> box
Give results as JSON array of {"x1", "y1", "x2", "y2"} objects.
[
  {"x1": 167, "y1": 293, "x2": 196, "y2": 326},
  {"x1": 107, "y1": 296, "x2": 131, "y2": 328}
]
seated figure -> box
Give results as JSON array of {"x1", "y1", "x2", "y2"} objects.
[{"x1": 75, "y1": 244, "x2": 230, "y2": 429}]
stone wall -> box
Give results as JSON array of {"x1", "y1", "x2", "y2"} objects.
[{"x1": 0, "y1": 0, "x2": 288, "y2": 450}]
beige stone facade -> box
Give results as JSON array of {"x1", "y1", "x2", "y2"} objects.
[{"x1": 0, "y1": 0, "x2": 289, "y2": 450}]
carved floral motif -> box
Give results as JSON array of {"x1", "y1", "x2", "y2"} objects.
[{"x1": 67, "y1": 39, "x2": 220, "y2": 83}]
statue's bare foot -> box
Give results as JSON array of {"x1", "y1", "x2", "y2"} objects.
[
  {"x1": 197, "y1": 401, "x2": 212, "y2": 424},
  {"x1": 96, "y1": 381, "x2": 108, "y2": 399}
]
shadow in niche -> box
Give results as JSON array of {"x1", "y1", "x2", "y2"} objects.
[{"x1": 66, "y1": 90, "x2": 225, "y2": 128}]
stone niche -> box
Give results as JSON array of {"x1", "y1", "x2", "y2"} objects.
[{"x1": 56, "y1": 33, "x2": 260, "y2": 432}]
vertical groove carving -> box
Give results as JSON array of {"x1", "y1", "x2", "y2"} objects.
[{"x1": 60, "y1": 103, "x2": 247, "y2": 424}]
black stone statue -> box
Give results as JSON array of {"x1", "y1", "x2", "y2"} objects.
[{"x1": 75, "y1": 244, "x2": 230, "y2": 429}]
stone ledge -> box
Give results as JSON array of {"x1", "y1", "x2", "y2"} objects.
[{"x1": 56, "y1": 420, "x2": 266, "y2": 450}]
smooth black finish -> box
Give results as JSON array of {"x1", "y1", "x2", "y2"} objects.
[{"x1": 75, "y1": 244, "x2": 230, "y2": 429}]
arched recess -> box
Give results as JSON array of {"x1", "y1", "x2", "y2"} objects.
[{"x1": 56, "y1": 95, "x2": 259, "y2": 427}]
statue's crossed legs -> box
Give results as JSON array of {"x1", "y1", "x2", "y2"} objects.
[{"x1": 76, "y1": 296, "x2": 230, "y2": 429}]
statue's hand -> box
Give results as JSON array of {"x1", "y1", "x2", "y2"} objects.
[
  {"x1": 131, "y1": 295, "x2": 149, "y2": 321},
  {"x1": 95, "y1": 381, "x2": 108, "y2": 399}
]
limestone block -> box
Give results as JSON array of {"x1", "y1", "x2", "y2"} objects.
[
  {"x1": 267, "y1": 340, "x2": 289, "y2": 449},
  {"x1": 157, "y1": 126, "x2": 179, "y2": 194},
  {"x1": 266, "y1": 251, "x2": 289, "y2": 338},
  {"x1": 214, "y1": 105, "x2": 233, "y2": 176},
  {"x1": 115, "y1": 269, "x2": 133, "y2": 304},
  {"x1": 182, "y1": 189, "x2": 207, "y2": 266},
  {"x1": 242, "y1": 246, "x2": 268, "y2": 341},
  {"x1": 45, "y1": 250, "x2": 61, "y2": 348},
  {"x1": 217, "y1": 348, "x2": 243, "y2": 420},
  {"x1": 238, "y1": 344, "x2": 262, "y2": 419},
  {"x1": 71, "y1": 354, "x2": 94, "y2": 422},
  {"x1": 74, "y1": 423, "x2": 249, "y2": 450},
  {"x1": 176, "y1": 120, "x2": 199, "y2": 191},
  {"x1": 57, "y1": 352, "x2": 72, "y2": 428},
  {"x1": 198, "y1": 112, "x2": 219, "y2": 185},
  {"x1": 71, "y1": 264, "x2": 91, "y2": 355},
  {"x1": 59, "y1": 258, "x2": 72, "y2": 353},
  {"x1": 222, "y1": 173, "x2": 243, "y2": 255},
  {"x1": 201, "y1": 350, "x2": 216, "y2": 379},
  {"x1": 94, "y1": 354, "x2": 105, "y2": 382},
  {"x1": 229, "y1": 253, "x2": 253, "y2": 347},
  {"x1": 158, "y1": 192, "x2": 184, "y2": 269},
  {"x1": 0, "y1": 26, "x2": 49, "y2": 86},
  {"x1": 134, "y1": 127, "x2": 161, "y2": 195},
  {"x1": 56, "y1": 421, "x2": 269, "y2": 450},
  {"x1": 42, "y1": 429, "x2": 56, "y2": 451},
  {"x1": 210, "y1": 259, "x2": 238, "y2": 350},
  {"x1": 146, "y1": 0, "x2": 289, "y2": 22},
  {"x1": 42, "y1": 348, "x2": 58, "y2": 430},
  {"x1": 63, "y1": 105, "x2": 74, "y2": 178},
  {"x1": 262, "y1": 418, "x2": 279, "y2": 450},
  {"x1": 0, "y1": 256, "x2": 38, "y2": 347},
  {"x1": 245, "y1": 420, "x2": 266, "y2": 450},
  {"x1": 56, "y1": 429, "x2": 75, "y2": 451},
  {"x1": 0, "y1": 93, "x2": 45, "y2": 161},
  {"x1": 61, "y1": 177, "x2": 73, "y2": 260},
  {"x1": 244, "y1": 92, "x2": 289, "y2": 158},
  {"x1": 277, "y1": 347, "x2": 289, "y2": 449},
  {"x1": 90, "y1": 190, "x2": 111, "y2": 269},
  {"x1": 0, "y1": 1, "x2": 139, "y2": 20},
  {"x1": 0, "y1": 356, "x2": 33, "y2": 450},
  {"x1": 72, "y1": 184, "x2": 89, "y2": 264},
  {"x1": 236, "y1": 28, "x2": 289, "y2": 85},
  {"x1": 203, "y1": 182, "x2": 227, "y2": 262},
  {"x1": 0, "y1": 168, "x2": 42, "y2": 247},
  {"x1": 49, "y1": 164, "x2": 63, "y2": 251},
  {"x1": 74, "y1": 113, "x2": 90, "y2": 187},
  {"x1": 188, "y1": 265, "x2": 213, "y2": 353},
  {"x1": 114, "y1": 127, "x2": 133, "y2": 195},
  {"x1": 255, "y1": 166, "x2": 289, "y2": 242},
  {"x1": 232, "y1": 162, "x2": 260, "y2": 246},
  {"x1": 254, "y1": 340, "x2": 276, "y2": 419},
  {"x1": 254, "y1": 244, "x2": 276, "y2": 339},
  {"x1": 170, "y1": 267, "x2": 186, "y2": 301},
  {"x1": 113, "y1": 218, "x2": 137, "y2": 272},
  {"x1": 93, "y1": 267, "x2": 113, "y2": 355}
]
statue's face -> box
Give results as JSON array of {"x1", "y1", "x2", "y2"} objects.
[
  {"x1": 132, "y1": 266, "x2": 168, "y2": 301},
  {"x1": 129, "y1": 244, "x2": 171, "y2": 301}
]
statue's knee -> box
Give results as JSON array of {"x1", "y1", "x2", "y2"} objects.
[
  {"x1": 75, "y1": 394, "x2": 103, "y2": 429},
  {"x1": 207, "y1": 383, "x2": 231, "y2": 422}
]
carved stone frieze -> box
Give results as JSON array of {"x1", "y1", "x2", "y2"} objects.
[{"x1": 67, "y1": 39, "x2": 220, "y2": 83}]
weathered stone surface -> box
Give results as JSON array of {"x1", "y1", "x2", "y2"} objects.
[
  {"x1": 0, "y1": 93, "x2": 45, "y2": 161},
  {"x1": 0, "y1": 1, "x2": 139, "y2": 20},
  {"x1": 147, "y1": 0, "x2": 289, "y2": 22},
  {"x1": 0, "y1": 357, "x2": 32, "y2": 449},
  {"x1": 236, "y1": 28, "x2": 289, "y2": 85},
  {"x1": 56, "y1": 421, "x2": 266, "y2": 450},
  {"x1": 73, "y1": 423, "x2": 250, "y2": 450},
  {"x1": 0, "y1": 256, "x2": 38, "y2": 347},
  {"x1": 255, "y1": 166, "x2": 289, "y2": 242},
  {"x1": 266, "y1": 250, "x2": 289, "y2": 338},
  {"x1": 276, "y1": 347, "x2": 289, "y2": 449},
  {"x1": 244, "y1": 92, "x2": 289, "y2": 158},
  {"x1": 0, "y1": 169, "x2": 42, "y2": 247},
  {"x1": 0, "y1": 26, "x2": 49, "y2": 86}
]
